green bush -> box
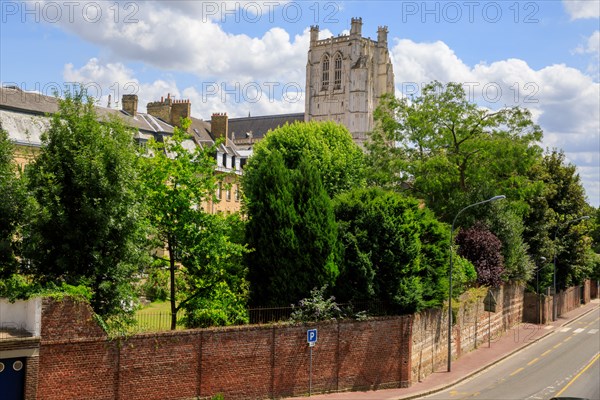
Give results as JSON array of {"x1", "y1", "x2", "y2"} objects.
[
  {"x1": 290, "y1": 285, "x2": 344, "y2": 323},
  {"x1": 141, "y1": 267, "x2": 170, "y2": 302}
]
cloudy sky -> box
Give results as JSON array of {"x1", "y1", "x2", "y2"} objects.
[{"x1": 1, "y1": 0, "x2": 599, "y2": 206}]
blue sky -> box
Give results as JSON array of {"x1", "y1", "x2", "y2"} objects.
[{"x1": 1, "y1": 0, "x2": 599, "y2": 206}]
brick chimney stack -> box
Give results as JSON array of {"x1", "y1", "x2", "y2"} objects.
[
  {"x1": 122, "y1": 94, "x2": 138, "y2": 117},
  {"x1": 146, "y1": 94, "x2": 172, "y2": 123},
  {"x1": 211, "y1": 113, "x2": 229, "y2": 145},
  {"x1": 170, "y1": 98, "x2": 191, "y2": 127}
]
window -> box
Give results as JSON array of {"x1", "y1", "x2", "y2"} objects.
[
  {"x1": 226, "y1": 187, "x2": 231, "y2": 201},
  {"x1": 235, "y1": 185, "x2": 240, "y2": 202},
  {"x1": 232, "y1": 156, "x2": 236, "y2": 170},
  {"x1": 216, "y1": 183, "x2": 222, "y2": 199},
  {"x1": 322, "y1": 54, "x2": 330, "y2": 90},
  {"x1": 222, "y1": 153, "x2": 227, "y2": 168},
  {"x1": 334, "y1": 53, "x2": 342, "y2": 89}
]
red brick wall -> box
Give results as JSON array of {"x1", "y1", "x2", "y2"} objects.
[
  {"x1": 36, "y1": 298, "x2": 413, "y2": 400},
  {"x1": 40, "y1": 297, "x2": 105, "y2": 342},
  {"x1": 411, "y1": 283, "x2": 525, "y2": 383},
  {"x1": 202, "y1": 327, "x2": 273, "y2": 399},
  {"x1": 38, "y1": 341, "x2": 118, "y2": 400},
  {"x1": 583, "y1": 280, "x2": 591, "y2": 304},
  {"x1": 555, "y1": 283, "x2": 587, "y2": 317},
  {"x1": 591, "y1": 280, "x2": 600, "y2": 299},
  {"x1": 119, "y1": 332, "x2": 199, "y2": 400}
]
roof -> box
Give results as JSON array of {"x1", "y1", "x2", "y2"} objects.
[
  {"x1": 228, "y1": 113, "x2": 305, "y2": 142},
  {"x1": 0, "y1": 86, "x2": 175, "y2": 136},
  {"x1": 189, "y1": 117, "x2": 215, "y2": 147}
]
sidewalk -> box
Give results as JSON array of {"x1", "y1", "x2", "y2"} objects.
[{"x1": 285, "y1": 299, "x2": 600, "y2": 400}]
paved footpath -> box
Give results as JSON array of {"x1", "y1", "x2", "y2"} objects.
[{"x1": 285, "y1": 298, "x2": 600, "y2": 400}]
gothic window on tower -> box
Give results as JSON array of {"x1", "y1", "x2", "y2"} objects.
[
  {"x1": 322, "y1": 54, "x2": 330, "y2": 90},
  {"x1": 334, "y1": 53, "x2": 342, "y2": 90}
]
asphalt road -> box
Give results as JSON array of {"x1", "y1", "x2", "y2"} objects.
[{"x1": 422, "y1": 308, "x2": 600, "y2": 400}]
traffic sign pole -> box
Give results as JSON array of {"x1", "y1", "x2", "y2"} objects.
[
  {"x1": 309, "y1": 346, "x2": 312, "y2": 396},
  {"x1": 307, "y1": 329, "x2": 317, "y2": 396}
]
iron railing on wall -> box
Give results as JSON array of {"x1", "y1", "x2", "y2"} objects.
[{"x1": 134, "y1": 301, "x2": 395, "y2": 331}]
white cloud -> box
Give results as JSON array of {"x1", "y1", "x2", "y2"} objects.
[
  {"x1": 390, "y1": 38, "x2": 600, "y2": 206},
  {"x1": 581, "y1": 30, "x2": 600, "y2": 54},
  {"x1": 562, "y1": 0, "x2": 600, "y2": 20},
  {"x1": 33, "y1": 0, "x2": 316, "y2": 85},
  {"x1": 574, "y1": 31, "x2": 600, "y2": 77},
  {"x1": 63, "y1": 58, "x2": 304, "y2": 120}
]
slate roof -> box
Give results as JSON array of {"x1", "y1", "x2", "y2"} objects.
[
  {"x1": 189, "y1": 117, "x2": 215, "y2": 147},
  {"x1": 1, "y1": 86, "x2": 306, "y2": 153},
  {"x1": 228, "y1": 113, "x2": 305, "y2": 141},
  {"x1": 0, "y1": 86, "x2": 175, "y2": 136}
]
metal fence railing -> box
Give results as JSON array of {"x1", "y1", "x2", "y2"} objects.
[
  {"x1": 134, "y1": 311, "x2": 185, "y2": 332},
  {"x1": 133, "y1": 301, "x2": 395, "y2": 332}
]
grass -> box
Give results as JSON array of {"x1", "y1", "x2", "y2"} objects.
[{"x1": 134, "y1": 300, "x2": 185, "y2": 331}]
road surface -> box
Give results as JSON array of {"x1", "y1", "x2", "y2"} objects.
[{"x1": 422, "y1": 307, "x2": 600, "y2": 400}]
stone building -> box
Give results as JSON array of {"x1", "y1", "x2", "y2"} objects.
[
  {"x1": 0, "y1": 87, "x2": 247, "y2": 215},
  {"x1": 305, "y1": 17, "x2": 395, "y2": 145},
  {"x1": 219, "y1": 17, "x2": 395, "y2": 148}
]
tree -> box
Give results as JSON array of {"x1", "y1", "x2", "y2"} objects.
[
  {"x1": 251, "y1": 120, "x2": 365, "y2": 197},
  {"x1": 367, "y1": 82, "x2": 543, "y2": 284},
  {"x1": 24, "y1": 90, "x2": 147, "y2": 317},
  {"x1": 541, "y1": 150, "x2": 593, "y2": 289},
  {"x1": 0, "y1": 124, "x2": 27, "y2": 278},
  {"x1": 455, "y1": 222, "x2": 505, "y2": 287},
  {"x1": 140, "y1": 120, "x2": 248, "y2": 329},
  {"x1": 367, "y1": 82, "x2": 543, "y2": 221},
  {"x1": 243, "y1": 149, "x2": 338, "y2": 307},
  {"x1": 178, "y1": 213, "x2": 249, "y2": 328},
  {"x1": 333, "y1": 187, "x2": 475, "y2": 313}
]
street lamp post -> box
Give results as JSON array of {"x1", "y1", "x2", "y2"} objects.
[
  {"x1": 552, "y1": 215, "x2": 590, "y2": 321},
  {"x1": 448, "y1": 195, "x2": 505, "y2": 372},
  {"x1": 536, "y1": 257, "x2": 547, "y2": 324}
]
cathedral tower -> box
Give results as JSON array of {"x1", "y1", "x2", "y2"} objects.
[{"x1": 305, "y1": 18, "x2": 395, "y2": 145}]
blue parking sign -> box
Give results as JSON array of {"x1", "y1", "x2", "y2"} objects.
[{"x1": 307, "y1": 329, "x2": 318, "y2": 346}]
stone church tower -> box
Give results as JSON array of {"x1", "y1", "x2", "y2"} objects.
[{"x1": 305, "y1": 18, "x2": 395, "y2": 144}]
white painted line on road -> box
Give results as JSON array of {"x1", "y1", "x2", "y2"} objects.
[
  {"x1": 573, "y1": 328, "x2": 585, "y2": 333},
  {"x1": 559, "y1": 327, "x2": 571, "y2": 332},
  {"x1": 544, "y1": 325, "x2": 553, "y2": 330},
  {"x1": 588, "y1": 329, "x2": 598, "y2": 334}
]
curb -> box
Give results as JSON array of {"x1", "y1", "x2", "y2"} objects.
[{"x1": 395, "y1": 302, "x2": 600, "y2": 400}]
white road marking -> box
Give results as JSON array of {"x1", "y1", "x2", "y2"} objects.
[
  {"x1": 588, "y1": 329, "x2": 598, "y2": 334},
  {"x1": 559, "y1": 327, "x2": 572, "y2": 332},
  {"x1": 573, "y1": 328, "x2": 585, "y2": 333}
]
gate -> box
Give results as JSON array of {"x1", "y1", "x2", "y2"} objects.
[{"x1": 0, "y1": 357, "x2": 26, "y2": 400}]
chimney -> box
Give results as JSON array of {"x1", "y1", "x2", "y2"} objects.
[
  {"x1": 122, "y1": 94, "x2": 138, "y2": 117},
  {"x1": 146, "y1": 94, "x2": 172, "y2": 123},
  {"x1": 211, "y1": 112, "x2": 229, "y2": 145},
  {"x1": 350, "y1": 17, "x2": 362, "y2": 38},
  {"x1": 171, "y1": 98, "x2": 191, "y2": 128}
]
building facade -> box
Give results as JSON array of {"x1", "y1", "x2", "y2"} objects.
[{"x1": 304, "y1": 17, "x2": 395, "y2": 145}]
